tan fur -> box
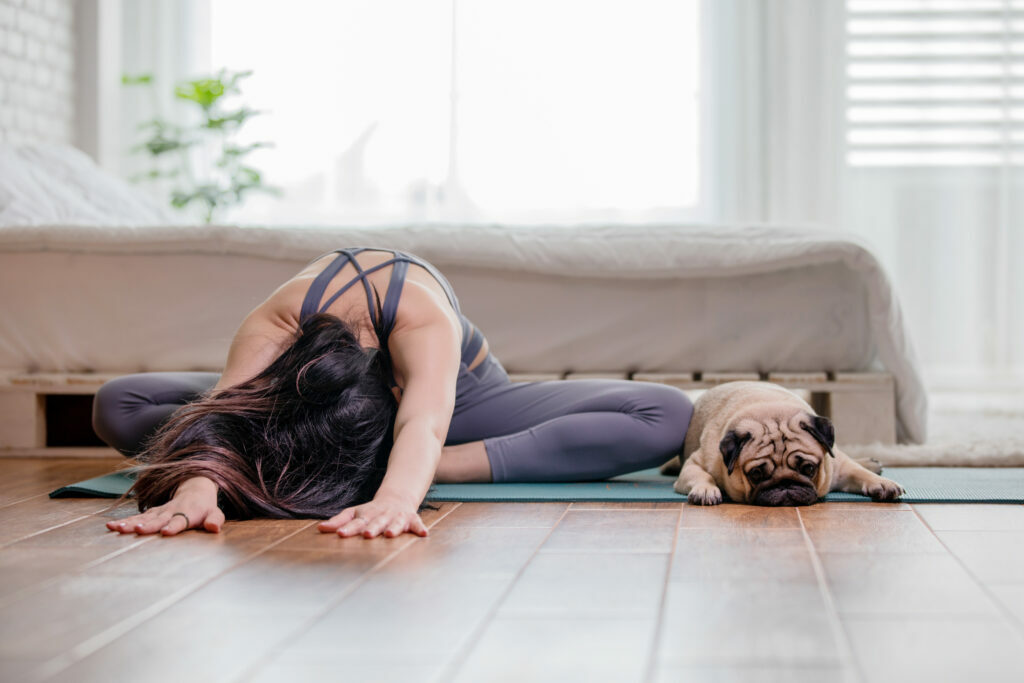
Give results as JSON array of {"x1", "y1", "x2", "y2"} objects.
[{"x1": 661, "y1": 382, "x2": 904, "y2": 505}]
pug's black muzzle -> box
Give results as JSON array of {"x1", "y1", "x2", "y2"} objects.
[{"x1": 752, "y1": 481, "x2": 819, "y2": 507}]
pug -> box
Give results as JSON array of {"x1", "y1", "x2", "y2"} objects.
[{"x1": 660, "y1": 381, "x2": 904, "y2": 506}]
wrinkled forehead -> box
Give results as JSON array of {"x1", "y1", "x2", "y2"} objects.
[{"x1": 732, "y1": 412, "x2": 824, "y2": 455}]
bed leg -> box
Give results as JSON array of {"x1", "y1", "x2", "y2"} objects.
[
  {"x1": 0, "y1": 393, "x2": 46, "y2": 449},
  {"x1": 816, "y1": 373, "x2": 897, "y2": 445}
]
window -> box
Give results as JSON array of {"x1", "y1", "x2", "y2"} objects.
[
  {"x1": 845, "y1": 0, "x2": 1024, "y2": 167},
  {"x1": 208, "y1": 0, "x2": 701, "y2": 224}
]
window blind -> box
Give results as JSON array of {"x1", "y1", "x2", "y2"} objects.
[{"x1": 846, "y1": 0, "x2": 1024, "y2": 166}]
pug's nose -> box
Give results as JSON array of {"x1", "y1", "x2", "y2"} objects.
[{"x1": 756, "y1": 482, "x2": 818, "y2": 506}]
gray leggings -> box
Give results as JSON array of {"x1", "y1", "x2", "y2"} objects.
[{"x1": 92, "y1": 355, "x2": 693, "y2": 483}]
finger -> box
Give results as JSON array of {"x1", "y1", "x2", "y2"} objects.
[
  {"x1": 362, "y1": 516, "x2": 391, "y2": 538},
  {"x1": 160, "y1": 512, "x2": 192, "y2": 536},
  {"x1": 383, "y1": 518, "x2": 406, "y2": 538},
  {"x1": 203, "y1": 507, "x2": 226, "y2": 533},
  {"x1": 108, "y1": 515, "x2": 144, "y2": 533},
  {"x1": 132, "y1": 510, "x2": 175, "y2": 535},
  {"x1": 337, "y1": 517, "x2": 368, "y2": 538},
  {"x1": 409, "y1": 515, "x2": 429, "y2": 537},
  {"x1": 318, "y1": 507, "x2": 357, "y2": 533}
]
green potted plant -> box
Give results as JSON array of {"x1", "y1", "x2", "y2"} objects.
[{"x1": 123, "y1": 69, "x2": 279, "y2": 223}]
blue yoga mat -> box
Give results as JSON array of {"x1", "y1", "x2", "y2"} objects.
[{"x1": 49, "y1": 467, "x2": 1024, "y2": 504}]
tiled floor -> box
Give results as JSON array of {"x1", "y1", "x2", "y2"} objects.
[{"x1": 1, "y1": 457, "x2": 1023, "y2": 683}]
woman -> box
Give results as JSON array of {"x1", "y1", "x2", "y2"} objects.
[{"x1": 95, "y1": 248, "x2": 693, "y2": 539}]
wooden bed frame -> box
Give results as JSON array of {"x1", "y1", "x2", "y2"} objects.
[{"x1": 0, "y1": 370, "x2": 896, "y2": 456}]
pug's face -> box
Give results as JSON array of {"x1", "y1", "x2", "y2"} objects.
[{"x1": 718, "y1": 412, "x2": 835, "y2": 506}]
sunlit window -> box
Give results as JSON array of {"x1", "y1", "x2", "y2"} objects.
[
  {"x1": 845, "y1": 0, "x2": 1024, "y2": 167},
  {"x1": 208, "y1": 0, "x2": 701, "y2": 224}
]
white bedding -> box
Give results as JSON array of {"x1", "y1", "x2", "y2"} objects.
[
  {"x1": 0, "y1": 223, "x2": 928, "y2": 444},
  {"x1": 0, "y1": 144, "x2": 174, "y2": 226}
]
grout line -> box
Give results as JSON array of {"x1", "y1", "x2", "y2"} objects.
[
  {"x1": 910, "y1": 504, "x2": 1024, "y2": 639},
  {"x1": 641, "y1": 502, "x2": 684, "y2": 683},
  {"x1": 436, "y1": 503, "x2": 575, "y2": 683},
  {"x1": 226, "y1": 501, "x2": 465, "y2": 683},
  {"x1": 797, "y1": 507, "x2": 864, "y2": 683},
  {"x1": 33, "y1": 519, "x2": 322, "y2": 682}
]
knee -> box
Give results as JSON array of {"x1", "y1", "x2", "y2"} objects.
[
  {"x1": 635, "y1": 384, "x2": 693, "y2": 456},
  {"x1": 92, "y1": 375, "x2": 147, "y2": 455}
]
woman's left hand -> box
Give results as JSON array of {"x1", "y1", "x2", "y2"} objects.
[{"x1": 317, "y1": 494, "x2": 429, "y2": 539}]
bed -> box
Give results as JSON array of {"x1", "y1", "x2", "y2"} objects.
[{"x1": 0, "y1": 144, "x2": 928, "y2": 450}]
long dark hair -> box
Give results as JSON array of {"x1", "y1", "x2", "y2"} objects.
[{"x1": 128, "y1": 312, "x2": 398, "y2": 519}]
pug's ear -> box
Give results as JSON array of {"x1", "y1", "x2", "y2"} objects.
[
  {"x1": 801, "y1": 415, "x2": 835, "y2": 458},
  {"x1": 719, "y1": 430, "x2": 752, "y2": 474}
]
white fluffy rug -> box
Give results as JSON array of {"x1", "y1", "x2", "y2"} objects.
[{"x1": 844, "y1": 389, "x2": 1024, "y2": 467}]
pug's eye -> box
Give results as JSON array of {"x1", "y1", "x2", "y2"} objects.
[
  {"x1": 747, "y1": 464, "x2": 770, "y2": 484},
  {"x1": 799, "y1": 461, "x2": 818, "y2": 478}
]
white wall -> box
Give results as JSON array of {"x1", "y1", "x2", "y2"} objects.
[{"x1": 0, "y1": 0, "x2": 75, "y2": 145}]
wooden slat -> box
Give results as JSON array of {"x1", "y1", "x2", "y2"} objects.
[
  {"x1": 0, "y1": 497, "x2": 117, "y2": 548},
  {"x1": 564, "y1": 372, "x2": 630, "y2": 381},
  {"x1": 507, "y1": 373, "x2": 564, "y2": 383},
  {"x1": 834, "y1": 371, "x2": 894, "y2": 385},
  {"x1": 0, "y1": 393, "x2": 45, "y2": 449},
  {"x1": 632, "y1": 372, "x2": 700, "y2": 389},
  {"x1": 0, "y1": 447, "x2": 119, "y2": 459},
  {"x1": 766, "y1": 371, "x2": 829, "y2": 385},
  {"x1": 0, "y1": 373, "x2": 123, "y2": 395},
  {"x1": 701, "y1": 372, "x2": 762, "y2": 384}
]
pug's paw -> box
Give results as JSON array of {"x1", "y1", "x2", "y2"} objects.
[
  {"x1": 685, "y1": 483, "x2": 723, "y2": 506},
  {"x1": 863, "y1": 477, "x2": 905, "y2": 502},
  {"x1": 854, "y1": 456, "x2": 884, "y2": 475}
]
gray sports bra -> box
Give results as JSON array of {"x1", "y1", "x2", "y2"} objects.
[{"x1": 299, "y1": 248, "x2": 485, "y2": 367}]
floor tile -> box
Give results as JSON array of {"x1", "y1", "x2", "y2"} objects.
[
  {"x1": 287, "y1": 574, "x2": 511, "y2": 660},
  {"x1": 652, "y1": 664, "x2": 856, "y2": 683},
  {"x1": 936, "y1": 531, "x2": 1024, "y2": 583},
  {"x1": 436, "y1": 502, "x2": 568, "y2": 528},
  {"x1": 680, "y1": 504, "x2": 801, "y2": 529},
  {"x1": 672, "y1": 529, "x2": 816, "y2": 582},
  {"x1": 799, "y1": 509, "x2": 945, "y2": 554},
  {"x1": 540, "y1": 510, "x2": 679, "y2": 553},
  {"x1": 658, "y1": 581, "x2": 839, "y2": 666},
  {"x1": 915, "y1": 504, "x2": 1024, "y2": 531},
  {"x1": 451, "y1": 618, "x2": 655, "y2": 683},
  {"x1": 844, "y1": 617, "x2": 1024, "y2": 683},
  {"x1": 497, "y1": 552, "x2": 668, "y2": 618},
  {"x1": 987, "y1": 584, "x2": 1024, "y2": 628},
  {"x1": 818, "y1": 552, "x2": 998, "y2": 616}
]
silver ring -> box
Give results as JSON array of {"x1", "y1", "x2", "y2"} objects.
[{"x1": 171, "y1": 511, "x2": 190, "y2": 527}]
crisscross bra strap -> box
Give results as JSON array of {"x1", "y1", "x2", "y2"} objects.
[{"x1": 300, "y1": 247, "x2": 479, "y2": 361}]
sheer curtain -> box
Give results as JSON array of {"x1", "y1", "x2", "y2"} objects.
[
  {"x1": 705, "y1": 0, "x2": 1022, "y2": 387},
  {"x1": 840, "y1": 0, "x2": 1023, "y2": 387}
]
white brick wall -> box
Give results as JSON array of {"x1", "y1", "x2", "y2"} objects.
[{"x1": 0, "y1": 0, "x2": 75, "y2": 144}]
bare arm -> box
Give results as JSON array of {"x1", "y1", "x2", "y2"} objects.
[
  {"x1": 318, "y1": 286, "x2": 462, "y2": 538},
  {"x1": 110, "y1": 302, "x2": 297, "y2": 536},
  {"x1": 213, "y1": 304, "x2": 298, "y2": 392}
]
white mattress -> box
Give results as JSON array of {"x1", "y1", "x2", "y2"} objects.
[{"x1": 0, "y1": 223, "x2": 927, "y2": 443}]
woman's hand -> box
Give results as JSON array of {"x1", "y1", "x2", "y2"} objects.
[
  {"x1": 317, "y1": 494, "x2": 428, "y2": 539},
  {"x1": 107, "y1": 476, "x2": 225, "y2": 536}
]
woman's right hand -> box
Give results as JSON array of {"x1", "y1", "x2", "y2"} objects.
[{"x1": 107, "y1": 476, "x2": 225, "y2": 536}]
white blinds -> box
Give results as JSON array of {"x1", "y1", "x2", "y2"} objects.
[{"x1": 846, "y1": 0, "x2": 1024, "y2": 166}]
